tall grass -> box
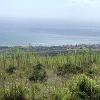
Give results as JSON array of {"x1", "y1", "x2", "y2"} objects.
[{"x1": 0, "y1": 48, "x2": 100, "y2": 100}]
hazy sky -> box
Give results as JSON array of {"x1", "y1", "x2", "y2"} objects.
[{"x1": 0, "y1": 0, "x2": 100, "y2": 21}]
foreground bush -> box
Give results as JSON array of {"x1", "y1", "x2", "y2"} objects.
[
  {"x1": 69, "y1": 74, "x2": 100, "y2": 100},
  {"x1": 29, "y1": 64, "x2": 48, "y2": 82},
  {"x1": 0, "y1": 85, "x2": 28, "y2": 100}
]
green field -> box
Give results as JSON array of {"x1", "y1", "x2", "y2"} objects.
[{"x1": 0, "y1": 48, "x2": 100, "y2": 100}]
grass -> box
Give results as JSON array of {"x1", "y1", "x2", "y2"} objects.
[{"x1": 0, "y1": 48, "x2": 100, "y2": 100}]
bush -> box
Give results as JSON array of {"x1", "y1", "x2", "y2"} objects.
[
  {"x1": 6, "y1": 65, "x2": 16, "y2": 74},
  {"x1": 83, "y1": 62, "x2": 98, "y2": 78},
  {"x1": 56, "y1": 64, "x2": 81, "y2": 76},
  {"x1": 29, "y1": 64, "x2": 48, "y2": 82},
  {"x1": 56, "y1": 63, "x2": 98, "y2": 78},
  {"x1": 0, "y1": 85, "x2": 28, "y2": 100},
  {"x1": 69, "y1": 74, "x2": 100, "y2": 100}
]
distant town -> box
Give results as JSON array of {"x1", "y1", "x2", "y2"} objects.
[{"x1": 0, "y1": 44, "x2": 100, "y2": 55}]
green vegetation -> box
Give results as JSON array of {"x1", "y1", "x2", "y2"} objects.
[
  {"x1": 70, "y1": 74, "x2": 100, "y2": 100},
  {"x1": 6, "y1": 65, "x2": 16, "y2": 74},
  {"x1": 0, "y1": 84, "x2": 28, "y2": 100},
  {"x1": 0, "y1": 48, "x2": 100, "y2": 100},
  {"x1": 29, "y1": 64, "x2": 48, "y2": 82}
]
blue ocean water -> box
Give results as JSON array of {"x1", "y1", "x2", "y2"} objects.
[{"x1": 0, "y1": 20, "x2": 100, "y2": 46}]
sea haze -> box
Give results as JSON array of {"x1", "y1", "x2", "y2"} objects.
[{"x1": 0, "y1": 20, "x2": 100, "y2": 46}]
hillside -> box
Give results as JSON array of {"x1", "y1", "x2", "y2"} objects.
[{"x1": 0, "y1": 48, "x2": 100, "y2": 100}]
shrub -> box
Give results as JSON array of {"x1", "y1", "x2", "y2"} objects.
[
  {"x1": 0, "y1": 85, "x2": 28, "y2": 100},
  {"x1": 56, "y1": 63, "x2": 98, "y2": 78},
  {"x1": 29, "y1": 64, "x2": 48, "y2": 82},
  {"x1": 83, "y1": 64, "x2": 98, "y2": 78},
  {"x1": 69, "y1": 74, "x2": 100, "y2": 100},
  {"x1": 6, "y1": 65, "x2": 16, "y2": 74},
  {"x1": 56, "y1": 64, "x2": 81, "y2": 76}
]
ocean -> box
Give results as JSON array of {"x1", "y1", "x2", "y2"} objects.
[{"x1": 0, "y1": 20, "x2": 100, "y2": 46}]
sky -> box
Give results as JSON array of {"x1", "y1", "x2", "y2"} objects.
[{"x1": 0, "y1": 0, "x2": 100, "y2": 21}]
